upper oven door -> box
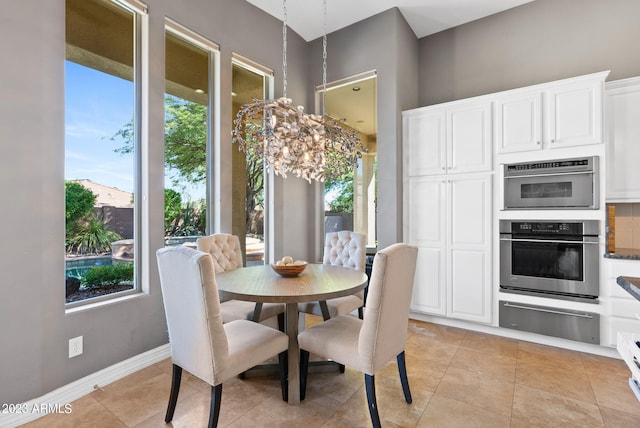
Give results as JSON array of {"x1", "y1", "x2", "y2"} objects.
[{"x1": 504, "y1": 172, "x2": 597, "y2": 209}]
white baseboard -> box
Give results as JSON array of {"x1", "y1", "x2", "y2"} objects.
[{"x1": 0, "y1": 344, "x2": 170, "y2": 428}]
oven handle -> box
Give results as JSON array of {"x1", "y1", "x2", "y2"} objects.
[
  {"x1": 504, "y1": 170, "x2": 595, "y2": 179},
  {"x1": 499, "y1": 237, "x2": 599, "y2": 245},
  {"x1": 503, "y1": 302, "x2": 593, "y2": 319}
]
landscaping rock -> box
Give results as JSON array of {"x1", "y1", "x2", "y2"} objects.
[{"x1": 65, "y1": 277, "x2": 81, "y2": 297}]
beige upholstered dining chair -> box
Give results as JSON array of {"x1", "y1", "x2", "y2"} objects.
[
  {"x1": 298, "y1": 243, "x2": 418, "y2": 428},
  {"x1": 197, "y1": 233, "x2": 285, "y2": 326},
  {"x1": 156, "y1": 246, "x2": 289, "y2": 427},
  {"x1": 298, "y1": 230, "x2": 367, "y2": 320}
]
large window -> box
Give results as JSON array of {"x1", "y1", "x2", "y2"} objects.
[
  {"x1": 64, "y1": 0, "x2": 143, "y2": 306},
  {"x1": 164, "y1": 23, "x2": 217, "y2": 246}
]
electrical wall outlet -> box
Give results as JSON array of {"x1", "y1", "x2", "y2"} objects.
[{"x1": 69, "y1": 336, "x2": 83, "y2": 358}]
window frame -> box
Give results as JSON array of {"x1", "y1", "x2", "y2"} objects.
[
  {"x1": 231, "y1": 54, "x2": 274, "y2": 264},
  {"x1": 164, "y1": 19, "x2": 220, "y2": 238},
  {"x1": 64, "y1": 0, "x2": 148, "y2": 310}
]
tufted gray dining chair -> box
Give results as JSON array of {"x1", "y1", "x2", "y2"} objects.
[
  {"x1": 298, "y1": 230, "x2": 367, "y2": 320},
  {"x1": 156, "y1": 246, "x2": 289, "y2": 427},
  {"x1": 298, "y1": 243, "x2": 418, "y2": 428},
  {"x1": 197, "y1": 233, "x2": 285, "y2": 327}
]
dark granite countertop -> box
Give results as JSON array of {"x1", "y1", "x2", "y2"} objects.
[
  {"x1": 605, "y1": 248, "x2": 640, "y2": 260},
  {"x1": 617, "y1": 276, "x2": 640, "y2": 301}
]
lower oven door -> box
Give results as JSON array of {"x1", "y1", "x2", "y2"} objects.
[
  {"x1": 500, "y1": 235, "x2": 599, "y2": 298},
  {"x1": 499, "y1": 300, "x2": 599, "y2": 344}
]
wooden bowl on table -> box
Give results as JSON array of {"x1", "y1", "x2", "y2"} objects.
[{"x1": 271, "y1": 261, "x2": 307, "y2": 277}]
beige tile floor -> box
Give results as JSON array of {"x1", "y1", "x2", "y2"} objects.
[{"x1": 23, "y1": 319, "x2": 640, "y2": 427}]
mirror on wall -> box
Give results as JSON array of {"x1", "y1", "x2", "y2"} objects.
[{"x1": 322, "y1": 74, "x2": 378, "y2": 250}]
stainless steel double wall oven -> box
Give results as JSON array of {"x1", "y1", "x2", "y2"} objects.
[{"x1": 499, "y1": 156, "x2": 601, "y2": 344}]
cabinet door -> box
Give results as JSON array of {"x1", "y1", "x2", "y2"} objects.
[
  {"x1": 447, "y1": 101, "x2": 492, "y2": 174},
  {"x1": 412, "y1": 247, "x2": 447, "y2": 316},
  {"x1": 494, "y1": 91, "x2": 543, "y2": 153},
  {"x1": 547, "y1": 79, "x2": 603, "y2": 148},
  {"x1": 605, "y1": 80, "x2": 640, "y2": 200},
  {"x1": 447, "y1": 175, "x2": 492, "y2": 323},
  {"x1": 407, "y1": 177, "x2": 446, "y2": 247},
  {"x1": 407, "y1": 177, "x2": 447, "y2": 315},
  {"x1": 404, "y1": 110, "x2": 446, "y2": 176}
]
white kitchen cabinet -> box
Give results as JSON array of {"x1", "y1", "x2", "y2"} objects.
[
  {"x1": 403, "y1": 100, "x2": 492, "y2": 176},
  {"x1": 494, "y1": 91, "x2": 543, "y2": 153},
  {"x1": 406, "y1": 174, "x2": 492, "y2": 323},
  {"x1": 547, "y1": 75, "x2": 605, "y2": 148},
  {"x1": 603, "y1": 258, "x2": 640, "y2": 347},
  {"x1": 404, "y1": 110, "x2": 446, "y2": 176},
  {"x1": 495, "y1": 71, "x2": 608, "y2": 154},
  {"x1": 407, "y1": 177, "x2": 446, "y2": 315},
  {"x1": 605, "y1": 77, "x2": 640, "y2": 201}
]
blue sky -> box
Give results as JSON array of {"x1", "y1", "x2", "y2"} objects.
[
  {"x1": 65, "y1": 61, "x2": 205, "y2": 200},
  {"x1": 65, "y1": 61, "x2": 135, "y2": 193}
]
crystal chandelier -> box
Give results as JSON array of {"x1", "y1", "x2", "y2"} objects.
[{"x1": 232, "y1": 0, "x2": 367, "y2": 182}]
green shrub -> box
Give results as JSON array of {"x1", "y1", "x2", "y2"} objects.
[
  {"x1": 82, "y1": 263, "x2": 134, "y2": 288},
  {"x1": 165, "y1": 199, "x2": 206, "y2": 237},
  {"x1": 65, "y1": 181, "x2": 97, "y2": 235},
  {"x1": 164, "y1": 188, "x2": 182, "y2": 234},
  {"x1": 66, "y1": 217, "x2": 121, "y2": 255}
]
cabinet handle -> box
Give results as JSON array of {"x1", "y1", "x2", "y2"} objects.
[
  {"x1": 537, "y1": 141, "x2": 541, "y2": 145},
  {"x1": 503, "y1": 302, "x2": 593, "y2": 319},
  {"x1": 500, "y1": 237, "x2": 599, "y2": 245},
  {"x1": 551, "y1": 139, "x2": 556, "y2": 144}
]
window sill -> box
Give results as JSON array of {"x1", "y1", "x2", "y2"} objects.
[{"x1": 65, "y1": 290, "x2": 145, "y2": 314}]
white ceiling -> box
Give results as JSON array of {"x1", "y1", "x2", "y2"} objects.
[{"x1": 246, "y1": 0, "x2": 535, "y2": 42}]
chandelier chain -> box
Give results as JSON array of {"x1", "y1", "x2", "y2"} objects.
[
  {"x1": 322, "y1": 0, "x2": 327, "y2": 116},
  {"x1": 282, "y1": 0, "x2": 288, "y2": 98}
]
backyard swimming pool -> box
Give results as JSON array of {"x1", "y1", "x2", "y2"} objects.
[{"x1": 65, "y1": 256, "x2": 114, "y2": 279}]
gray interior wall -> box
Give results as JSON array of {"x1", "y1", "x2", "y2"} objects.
[
  {"x1": 308, "y1": 8, "x2": 419, "y2": 249},
  {"x1": 0, "y1": 0, "x2": 309, "y2": 404},
  {"x1": 419, "y1": 0, "x2": 640, "y2": 106}
]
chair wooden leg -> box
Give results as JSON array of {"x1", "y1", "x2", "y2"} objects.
[
  {"x1": 364, "y1": 374, "x2": 382, "y2": 428},
  {"x1": 165, "y1": 364, "x2": 182, "y2": 423},
  {"x1": 358, "y1": 306, "x2": 364, "y2": 319},
  {"x1": 250, "y1": 302, "x2": 264, "y2": 322},
  {"x1": 319, "y1": 301, "x2": 331, "y2": 321},
  {"x1": 397, "y1": 351, "x2": 412, "y2": 404},
  {"x1": 278, "y1": 350, "x2": 288, "y2": 402},
  {"x1": 277, "y1": 312, "x2": 285, "y2": 332},
  {"x1": 300, "y1": 349, "x2": 310, "y2": 400},
  {"x1": 208, "y1": 384, "x2": 222, "y2": 428}
]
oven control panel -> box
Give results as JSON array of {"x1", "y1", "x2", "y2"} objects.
[
  {"x1": 511, "y1": 222, "x2": 581, "y2": 236},
  {"x1": 500, "y1": 220, "x2": 600, "y2": 237}
]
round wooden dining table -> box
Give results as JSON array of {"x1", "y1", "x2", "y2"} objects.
[{"x1": 215, "y1": 263, "x2": 368, "y2": 404}]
